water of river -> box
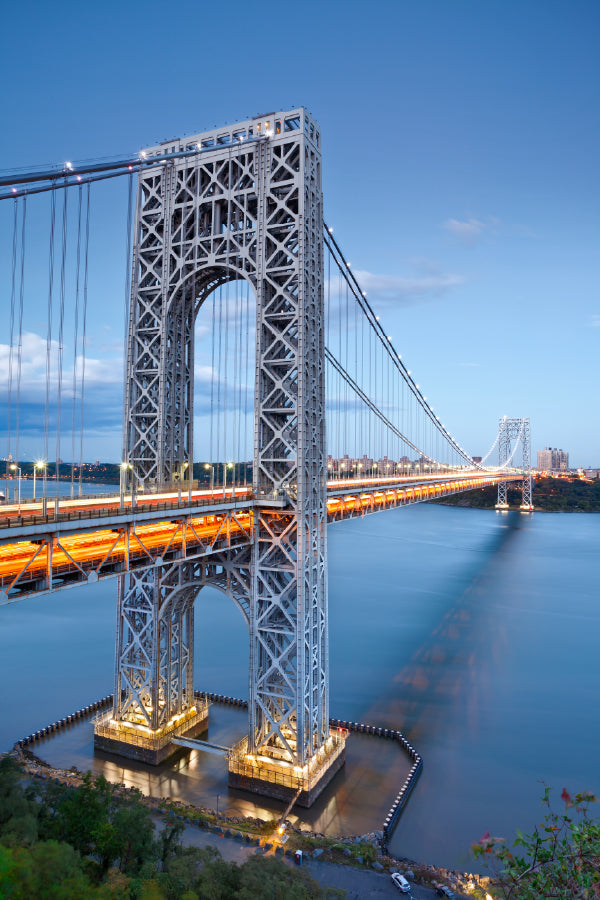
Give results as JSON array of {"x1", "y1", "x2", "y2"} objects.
[{"x1": 0, "y1": 498, "x2": 597, "y2": 870}]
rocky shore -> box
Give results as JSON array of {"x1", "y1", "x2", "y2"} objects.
[{"x1": 11, "y1": 744, "x2": 495, "y2": 898}]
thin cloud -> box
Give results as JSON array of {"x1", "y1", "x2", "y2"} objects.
[
  {"x1": 443, "y1": 217, "x2": 488, "y2": 245},
  {"x1": 352, "y1": 268, "x2": 465, "y2": 305},
  {"x1": 590, "y1": 315, "x2": 600, "y2": 328}
]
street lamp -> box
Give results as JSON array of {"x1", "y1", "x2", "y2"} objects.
[
  {"x1": 178, "y1": 461, "x2": 189, "y2": 501},
  {"x1": 33, "y1": 460, "x2": 46, "y2": 500},
  {"x1": 120, "y1": 462, "x2": 132, "y2": 508},
  {"x1": 223, "y1": 461, "x2": 234, "y2": 498},
  {"x1": 204, "y1": 463, "x2": 214, "y2": 492},
  {"x1": 9, "y1": 464, "x2": 22, "y2": 513}
]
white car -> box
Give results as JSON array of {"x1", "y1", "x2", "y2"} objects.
[{"x1": 391, "y1": 872, "x2": 411, "y2": 893}]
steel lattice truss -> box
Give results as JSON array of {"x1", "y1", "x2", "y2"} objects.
[
  {"x1": 497, "y1": 416, "x2": 533, "y2": 508},
  {"x1": 115, "y1": 548, "x2": 252, "y2": 731},
  {"x1": 118, "y1": 110, "x2": 327, "y2": 766}
]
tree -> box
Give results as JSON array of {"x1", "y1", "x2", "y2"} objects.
[
  {"x1": 237, "y1": 854, "x2": 345, "y2": 900},
  {"x1": 473, "y1": 786, "x2": 600, "y2": 898},
  {"x1": 0, "y1": 840, "x2": 95, "y2": 899},
  {"x1": 0, "y1": 757, "x2": 38, "y2": 846}
]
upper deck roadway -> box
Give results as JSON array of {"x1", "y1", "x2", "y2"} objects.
[{"x1": 0, "y1": 472, "x2": 522, "y2": 603}]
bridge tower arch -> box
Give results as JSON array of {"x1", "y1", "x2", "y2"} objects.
[
  {"x1": 496, "y1": 416, "x2": 533, "y2": 510},
  {"x1": 98, "y1": 109, "x2": 343, "y2": 804}
]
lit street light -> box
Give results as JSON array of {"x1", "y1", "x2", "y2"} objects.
[
  {"x1": 223, "y1": 461, "x2": 234, "y2": 498},
  {"x1": 204, "y1": 463, "x2": 214, "y2": 492},
  {"x1": 33, "y1": 460, "x2": 46, "y2": 500},
  {"x1": 120, "y1": 462, "x2": 132, "y2": 509},
  {"x1": 10, "y1": 464, "x2": 22, "y2": 513}
]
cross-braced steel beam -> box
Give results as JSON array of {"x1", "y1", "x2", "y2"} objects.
[
  {"x1": 108, "y1": 110, "x2": 334, "y2": 791},
  {"x1": 496, "y1": 416, "x2": 533, "y2": 509}
]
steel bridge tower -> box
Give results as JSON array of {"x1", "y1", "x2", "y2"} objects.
[
  {"x1": 496, "y1": 416, "x2": 533, "y2": 510},
  {"x1": 95, "y1": 109, "x2": 344, "y2": 805}
]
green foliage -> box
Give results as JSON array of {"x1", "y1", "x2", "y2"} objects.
[
  {"x1": 0, "y1": 756, "x2": 346, "y2": 899},
  {"x1": 0, "y1": 840, "x2": 95, "y2": 899},
  {"x1": 236, "y1": 853, "x2": 344, "y2": 899},
  {"x1": 37, "y1": 771, "x2": 157, "y2": 876},
  {"x1": 472, "y1": 786, "x2": 600, "y2": 898},
  {"x1": 0, "y1": 757, "x2": 38, "y2": 846}
]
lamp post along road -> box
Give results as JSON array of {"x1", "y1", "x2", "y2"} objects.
[
  {"x1": 33, "y1": 461, "x2": 46, "y2": 502},
  {"x1": 9, "y1": 465, "x2": 21, "y2": 513}
]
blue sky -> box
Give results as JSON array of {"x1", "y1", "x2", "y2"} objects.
[{"x1": 1, "y1": 0, "x2": 598, "y2": 466}]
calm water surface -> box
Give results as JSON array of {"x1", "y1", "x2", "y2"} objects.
[{"x1": 0, "y1": 501, "x2": 597, "y2": 870}]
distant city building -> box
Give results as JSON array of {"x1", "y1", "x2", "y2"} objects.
[
  {"x1": 537, "y1": 447, "x2": 569, "y2": 471},
  {"x1": 472, "y1": 456, "x2": 482, "y2": 464}
]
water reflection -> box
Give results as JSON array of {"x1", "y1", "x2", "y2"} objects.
[
  {"x1": 39, "y1": 706, "x2": 412, "y2": 836},
  {"x1": 2, "y1": 504, "x2": 599, "y2": 870}
]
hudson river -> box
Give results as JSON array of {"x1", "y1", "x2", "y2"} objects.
[{"x1": 1, "y1": 496, "x2": 598, "y2": 870}]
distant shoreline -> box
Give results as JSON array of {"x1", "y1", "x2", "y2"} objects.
[{"x1": 433, "y1": 476, "x2": 600, "y2": 513}]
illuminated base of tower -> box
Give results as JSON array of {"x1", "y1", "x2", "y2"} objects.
[
  {"x1": 520, "y1": 504, "x2": 534, "y2": 512},
  {"x1": 93, "y1": 701, "x2": 209, "y2": 765},
  {"x1": 228, "y1": 729, "x2": 346, "y2": 807},
  {"x1": 495, "y1": 502, "x2": 510, "y2": 510}
]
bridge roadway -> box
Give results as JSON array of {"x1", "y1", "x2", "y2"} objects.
[{"x1": 0, "y1": 472, "x2": 522, "y2": 603}]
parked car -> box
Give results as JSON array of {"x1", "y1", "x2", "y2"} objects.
[
  {"x1": 435, "y1": 887, "x2": 455, "y2": 898},
  {"x1": 391, "y1": 873, "x2": 411, "y2": 893}
]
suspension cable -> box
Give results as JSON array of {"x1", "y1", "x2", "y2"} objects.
[
  {"x1": 78, "y1": 184, "x2": 90, "y2": 496},
  {"x1": 14, "y1": 198, "x2": 27, "y2": 468},
  {"x1": 325, "y1": 348, "x2": 435, "y2": 464},
  {"x1": 44, "y1": 190, "x2": 57, "y2": 497},
  {"x1": 324, "y1": 224, "x2": 474, "y2": 467},
  {"x1": 54, "y1": 186, "x2": 68, "y2": 501},
  {"x1": 70, "y1": 186, "x2": 83, "y2": 497},
  {"x1": 5, "y1": 200, "x2": 18, "y2": 469}
]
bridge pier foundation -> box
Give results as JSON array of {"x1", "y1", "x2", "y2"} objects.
[
  {"x1": 94, "y1": 700, "x2": 209, "y2": 766},
  {"x1": 227, "y1": 728, "x2": 346, "y2": 808}
]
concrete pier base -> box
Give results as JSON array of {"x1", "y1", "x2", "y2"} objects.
[
  {"x1": 94, "y1": 702, "x2": 210, "y2": 766},
  {"x1": 228, "y1": 730, "x2": 346, "y2": 808}
]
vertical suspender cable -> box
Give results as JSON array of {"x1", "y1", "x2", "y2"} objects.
[
  {"x1": 121, "y1": 174, "x2": 134, "y2": 474},
  {"x1": 177, "y1": 164, "x2": 187, "y2": 483},
  {"x1": 209, "y1": 287, "x2": 216, "y2": 487},
  {"x1": 14, "y1": 198, "x2": 27, "y2": 469},
  {"x1": 78, "y1": 184, "x2": 90, "y2": 496},
  {"x1": 70, "y1": 186, "x2": 83, "y2": 497},
  {"x1": 223, "y1": 279, "x2": 230, "y2": 495},
  {"x1": 54, "y1": 186, "x2": 68, "y2": 502},
  {"x1": 234, "y1": 274, "x2": 242, "y2": 488},
  {"x1": 243, "y1": 279, "x2": 250, "y2": 487},
  {"x1": 215, "y1": 284, "x2": 223, "y2": 486},
  {"x1": 44, "y1": 190, "x2": 57, "y2": 499},
  {"x1": 343, "y1": 278, "x2": 348, "y2": 460},
  {"x1": 6, "y1": 200, "x2": 18, "y2": 469}
]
